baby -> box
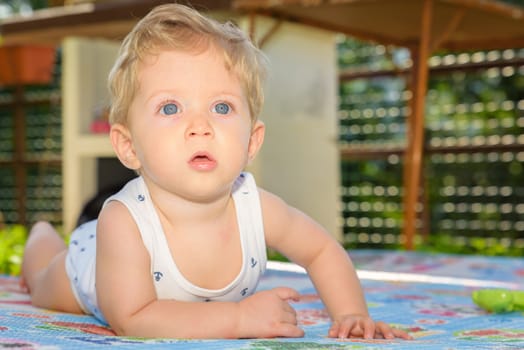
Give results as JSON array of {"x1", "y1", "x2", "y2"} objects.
[{"x1": 21, "y1": 3, "x2": 411, "y2": 340}]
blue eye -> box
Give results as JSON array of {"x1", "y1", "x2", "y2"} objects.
[
  {"x1": 161, "y1": 103, "x2": 179, "y2": 115},
  {"x1": 213, "y1": 102, "x2": 231, "y2": 115}
]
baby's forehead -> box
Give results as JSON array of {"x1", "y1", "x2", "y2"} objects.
[
  {"x1": 137, "y1": 41, "x2": 223, "y2": 66},
  {"x1": 136, "y1": 45, "x2": 239, "y2": 79},
  {"x1": 133, "y1": 48, "x2": 246, "y2": 95}
]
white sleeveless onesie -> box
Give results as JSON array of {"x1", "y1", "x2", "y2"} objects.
[{"x1": 65, "y1": 172, "x2": 267, "y2": 324}]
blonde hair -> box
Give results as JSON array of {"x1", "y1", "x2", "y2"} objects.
[{"x1": 108, "y1": 3, "x2": 268, "y2": 125}]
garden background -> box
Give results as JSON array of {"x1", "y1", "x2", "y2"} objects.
[{"x1": 0, "y1": 0, "x2": 523, "y2": 276}]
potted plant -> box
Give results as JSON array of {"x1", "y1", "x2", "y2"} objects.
[
  {"x1": 0, "y1": 0, "x2": 56, "y2": 86},
  {"x1": 0, "y1": 44, "x2": 56, "y2": 86}
]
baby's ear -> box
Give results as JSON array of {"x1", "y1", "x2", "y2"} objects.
[
  {"x1": 110, "y1": 123, "x2": 141, "y2": 170},
  {"x1": 248, "y1": 120, "x2": 265, "y2": 162}
]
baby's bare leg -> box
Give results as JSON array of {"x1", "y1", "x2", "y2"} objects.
[{"x1": 22, "y1": 221, "x2": 83, "y2": 314}]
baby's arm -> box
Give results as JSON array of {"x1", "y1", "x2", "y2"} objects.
[
  {"x1": 260, "y1": 189, "x2": 411, "y2": 340},
  {"x1": 95, "y1": 201, "x2": 303, "y2": 339}
]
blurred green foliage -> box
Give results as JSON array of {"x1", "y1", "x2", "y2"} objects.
[
  {"x1": 338, "y1": 37, "x2": 523, "y2": 255},
  {"x1": 418, "y1": 234, "x2": 524, "y2": 257},
  {"x1": 0, "y1": 225, "x2": 27, "y2": 275}
]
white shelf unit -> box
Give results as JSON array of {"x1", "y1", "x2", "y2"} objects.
[{"x1": 61, "y1": 37, "x2": 120, "y2": 233}]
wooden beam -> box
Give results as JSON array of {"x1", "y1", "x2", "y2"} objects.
[
  {"x1": 402, "y1": 0, "x2": 433, "y2": 250},
  {"x1": 0, "y1": 0, "x2": 233, "y2": 45},
  {"x1": 13, "y1": 85, "x2": 27, "y2": 227},
  {"x1": 339, "y1": 144, "x2": 524, "y2": 161},
  {"x1": 339, "y1": 57, "x2": 524, "y2": 82},
  {"x1": 429, "y1": 8, "x2": 464, "y2": 52}
]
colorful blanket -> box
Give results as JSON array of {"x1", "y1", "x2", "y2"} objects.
[{"x1": 1, "y1": 250, "x2": 523, "y2": 349}]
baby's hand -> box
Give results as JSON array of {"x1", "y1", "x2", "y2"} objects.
[
  {"x1": 237, "y1": 287, "x2": 304, "y2": 339},
  {"x1": 328, "y1": 314, "x2": 412, "y2": 340}
]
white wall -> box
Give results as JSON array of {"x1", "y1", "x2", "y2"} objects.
[
  {"x1": 240, "y1": 17, "x2": 342, "y2": 240},
  {"x1": 62, "y1": 37, "x2": 119, "y2": 233}
]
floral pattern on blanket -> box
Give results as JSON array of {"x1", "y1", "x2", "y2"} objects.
[{"x1": 0, "y1": 250, "x2": 523, "y2": 349}]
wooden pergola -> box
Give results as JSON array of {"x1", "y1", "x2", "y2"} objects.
[
  {"x1": 233, "y1": 0, "x2": 524, "y2": 249},
  {"x1": 1, "y1": 0, "x2": 524, "y2": 248}
]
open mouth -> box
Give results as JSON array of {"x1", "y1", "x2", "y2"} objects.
[
  {"x1": 188, "y1": 152, "x2": 217, "y2": 170},
  {"x1": 190, "y1": 152, "x2": 214, "y2": 162}
]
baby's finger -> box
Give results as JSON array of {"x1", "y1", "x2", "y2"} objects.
[
  {"x1": 276, "y1": 323, "x2": 305, "y2": 338},
  {"x1": 282, "y1": 301, "x2": 297, "y2": 316},
  {"x1": 392, "y1": 327, "x2": 413, "y2": 340},
  {"x1": 375, "y1": 322, "x2": 412, "y2": 340},
  {"x1": 278, "y1": 301, "x2": 299, "y2": 330},
  {"x1": 328, "y1": 321, "x2": 340, "y2": 338},
  {"x1": 281, "y1": 305, "x2": 298, "y2": 324},
  {"x1": 375, "y1": 321, "x2": 395, "y2": 339},
  {"x1": 338, "y1": 318, "x2": 360, "y2": 338},
  {"x1": 360, "y1": 317, "x2": 376, "y2": 339},
  {"x1": 274, "y1": 287, "x2": 300, "y2": 301}
]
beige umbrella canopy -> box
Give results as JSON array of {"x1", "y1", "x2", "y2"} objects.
[
  {"x1": 233, "y1": 0, "x2": 524, "y2": 250},
  {"x1": 233, "y1": 0, "x2": 524, "y2": 50}
]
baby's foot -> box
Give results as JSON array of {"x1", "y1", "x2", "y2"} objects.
[{"x1": 18, "y1": 275, "x2": 29, "y2": 293}]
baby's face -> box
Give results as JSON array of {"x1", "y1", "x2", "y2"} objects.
[{"x1": 126, "y1": 46, "x2": 256, "y2": 202}]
